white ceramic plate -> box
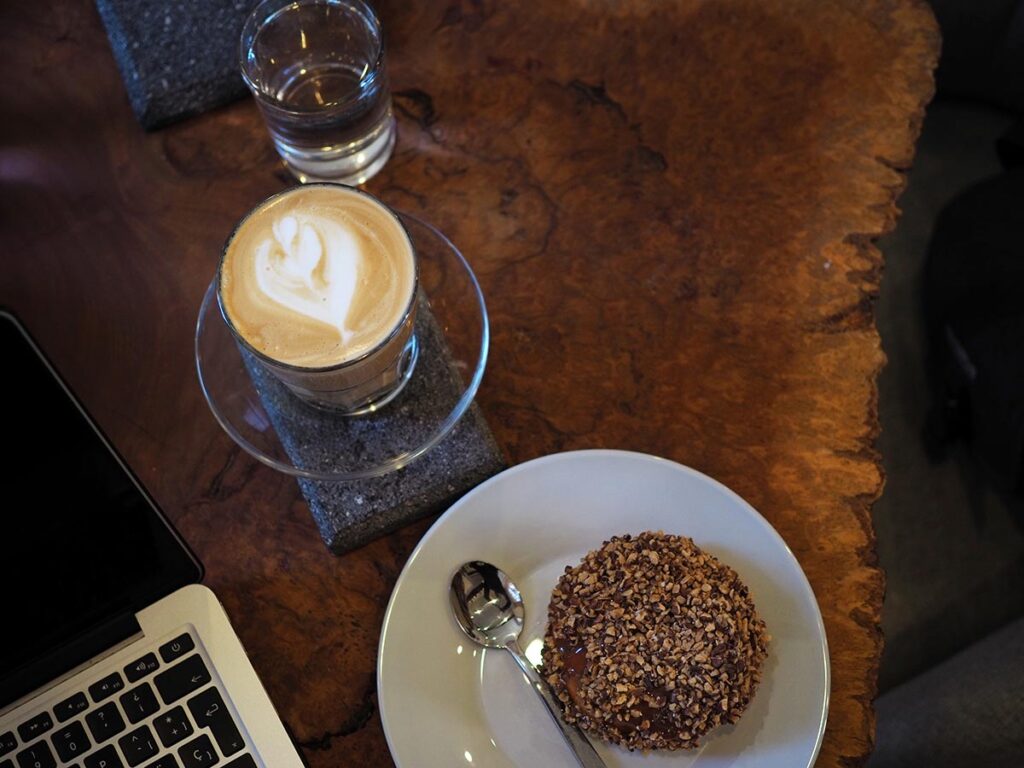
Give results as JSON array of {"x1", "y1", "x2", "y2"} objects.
[{"x1": 378, "y1": 450, "x2": 829, "y2": 767}]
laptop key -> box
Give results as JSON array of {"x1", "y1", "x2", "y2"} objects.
[
  {"x1": 14, "y1": 740, "x2": 56, "y2": 768},
  {"x1": 223, "y1": 757, "x2": 255, "y2": 768},
  {"x1": 83, "y1": 745, "x2": 123, "y2": 768},
  {"x1": 51, "y1": 721, "x2": 91, "y2": 762},
  {"x1": 210, "y1": 719, "x2": 244, "y2": 759},
  {"x1": 85, "y1": 702, "x2": 126, "y2": 744},
  {"x1": 142, "y1": 757, "x2": 179, "y2": 768},
  {"x1": 1, "y1": 760, "x2": 12, "y2": 768},
  {"x1": 158, "y1": 634, "x2": 194, "y2": 665},
  {"x1": 54, "y1": 693, "x2": 89, "y2": 723},
  {"x1": 17, "y1": 712, "x2": 53, "y2": 743},
  {"x1": 177, "y1": 734, "x2": 218, "y2": 768},
  {"x1": 155, "y1": 656, "x2": 210, "y2": 705},
  {"x1": 0, "y1": 732, "x2": 15, "y2": 756},
  {"x1": 186, "y1": 689, "x2": 243, "y2": 757},
  {"x1": 120, "y1": 683, "x2": 160, "y2": 724},
  {"x1": 124, "y1": 654, "x2": 160, "y2": 684},
  {"x1": 88, "y1": 673, "x2": 124, "y2": 703},
  {"x1": 117, "y1": 726, "x2": 158, "y2": 768},
  {"x1": 153, "y1": 707, "x2": 193, "y2": 749}
]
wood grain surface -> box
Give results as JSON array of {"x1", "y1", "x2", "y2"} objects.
[{"x1": 0, "y1": 0, "x2": 938, "y2": 765}]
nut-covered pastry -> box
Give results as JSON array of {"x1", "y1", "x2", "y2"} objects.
[{"x1": 543, "y1": 531, "x2": 769, "y2": 751}]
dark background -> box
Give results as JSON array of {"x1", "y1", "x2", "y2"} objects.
[{"x1": 868, "y1": 1, "x2": 1024, "y2": 765}]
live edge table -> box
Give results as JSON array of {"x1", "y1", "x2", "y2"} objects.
[{"x1": 1, "y1": 0, "x2": 939, "y2": 765}]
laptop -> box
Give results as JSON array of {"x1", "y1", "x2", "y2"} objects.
[{"x1": 0, "y1": 311, "x2": 305, "y2": 768}]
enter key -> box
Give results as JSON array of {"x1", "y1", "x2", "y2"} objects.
[{"x1": 187, "y1": 687, "x2": 245, "y2": 757}]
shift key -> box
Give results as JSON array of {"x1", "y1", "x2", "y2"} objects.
[{"x1": 154, "y1": 656, "x2": 211, "y2": 705}]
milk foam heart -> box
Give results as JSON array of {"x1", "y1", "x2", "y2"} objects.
[
  {"x1": 219, "y1": 185, "x2": 416, "y2": 368},
  {"x1": 254, "y1": 214, "x2": 359, "y2": 342}
]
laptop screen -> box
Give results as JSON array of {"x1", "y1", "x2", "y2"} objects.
[{"x1": 0, "y1": 313, "x2": 202, "y2": 707}]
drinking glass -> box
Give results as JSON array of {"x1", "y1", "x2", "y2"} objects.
[{"x1": 240, "y1": 0, "x2": 396, "y2": 184}]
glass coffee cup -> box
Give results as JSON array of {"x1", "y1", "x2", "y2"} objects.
[{"x1": 217, "y1": 184, "x2": 418, "y2": 414}]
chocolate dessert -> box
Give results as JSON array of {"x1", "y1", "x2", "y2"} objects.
[{"x1": 543, "y1": 531, "x2": 769, "y2": 751}]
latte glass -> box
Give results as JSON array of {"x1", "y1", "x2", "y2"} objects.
[
  {"x1": 240, "y1": 0, "x2": 396, "y2": 184},
  {"x1": 217, "y1": 185, "x2": 418, "y2": 415}
]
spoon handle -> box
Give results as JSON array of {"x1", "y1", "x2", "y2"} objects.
[{"x1": 505, "y1": 638, "x2": 607, "y2": 768}]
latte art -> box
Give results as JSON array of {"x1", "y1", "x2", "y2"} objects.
[
  {"x1": 255, "y1": 213, "x2": 360, "y2": 343},
  {"x1": 219, "y1": 185, "x2": 416, "y2": 368}
]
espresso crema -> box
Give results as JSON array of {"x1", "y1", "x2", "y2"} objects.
[{"x1": 219, "y1": 185, "x2": 416, "y2": 368}]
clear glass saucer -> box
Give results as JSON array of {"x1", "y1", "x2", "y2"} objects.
[{"x1": 195, "y1": 213, "x2": 489, "y2": 481}]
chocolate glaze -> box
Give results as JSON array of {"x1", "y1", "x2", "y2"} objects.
[
  {"x1": 558, "y1": 638, "x2": 680, "y2": 738},
  {"x1": 557, "y1": 641, "x2": 587, "y2": 707}
]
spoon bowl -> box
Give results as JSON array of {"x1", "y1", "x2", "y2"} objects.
[{"x1": 449, "y1": 560, "x2": 525, "y2": 648}]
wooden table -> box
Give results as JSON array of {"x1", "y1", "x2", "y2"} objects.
[{"x1": 1, "y1": 0, "x2": 938, "y2": 764}]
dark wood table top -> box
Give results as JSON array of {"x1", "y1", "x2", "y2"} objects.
[{"x1": 1, "y1": 0, "x2": 939, "y2": 764}]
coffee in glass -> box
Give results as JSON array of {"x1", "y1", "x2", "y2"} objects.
[{"x1": 218, "y1": 184, "x2": 418, "y2": 413}]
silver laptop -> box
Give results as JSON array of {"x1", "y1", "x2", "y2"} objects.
[{"x1": 0, "y1": 311, "x2": 305, "y2": 768}]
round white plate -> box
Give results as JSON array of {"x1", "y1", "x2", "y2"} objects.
[{"x1": 378, "y1": 450, "x2": 829, "y2": 767}]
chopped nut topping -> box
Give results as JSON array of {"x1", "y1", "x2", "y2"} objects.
[{"x1": 543, "y1": 531, "x2": 769, "y2": 751}]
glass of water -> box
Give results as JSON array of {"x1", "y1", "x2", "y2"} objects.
[{"x1": 240, "y1": 0, "x2": 396, "y2": 185}]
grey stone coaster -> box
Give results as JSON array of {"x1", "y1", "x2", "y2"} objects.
[
  {"x1": 95, "y1": 0, "x2": 254, "y2": 130},
  {"x1": 240, "y1": 297, "x2": 507, "y2": 555}
]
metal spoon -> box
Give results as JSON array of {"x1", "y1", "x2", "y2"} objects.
[{"x1": 449, "y1": 561, "x2": 607, "y2": 768}]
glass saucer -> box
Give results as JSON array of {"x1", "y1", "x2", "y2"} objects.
[{"x1": 195, "y1": 213, "x2": 489, "y2": 481}]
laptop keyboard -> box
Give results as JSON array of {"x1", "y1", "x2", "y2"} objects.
[{"x1": 0, "y1": 631, "x2": 258, "y2": 768}]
